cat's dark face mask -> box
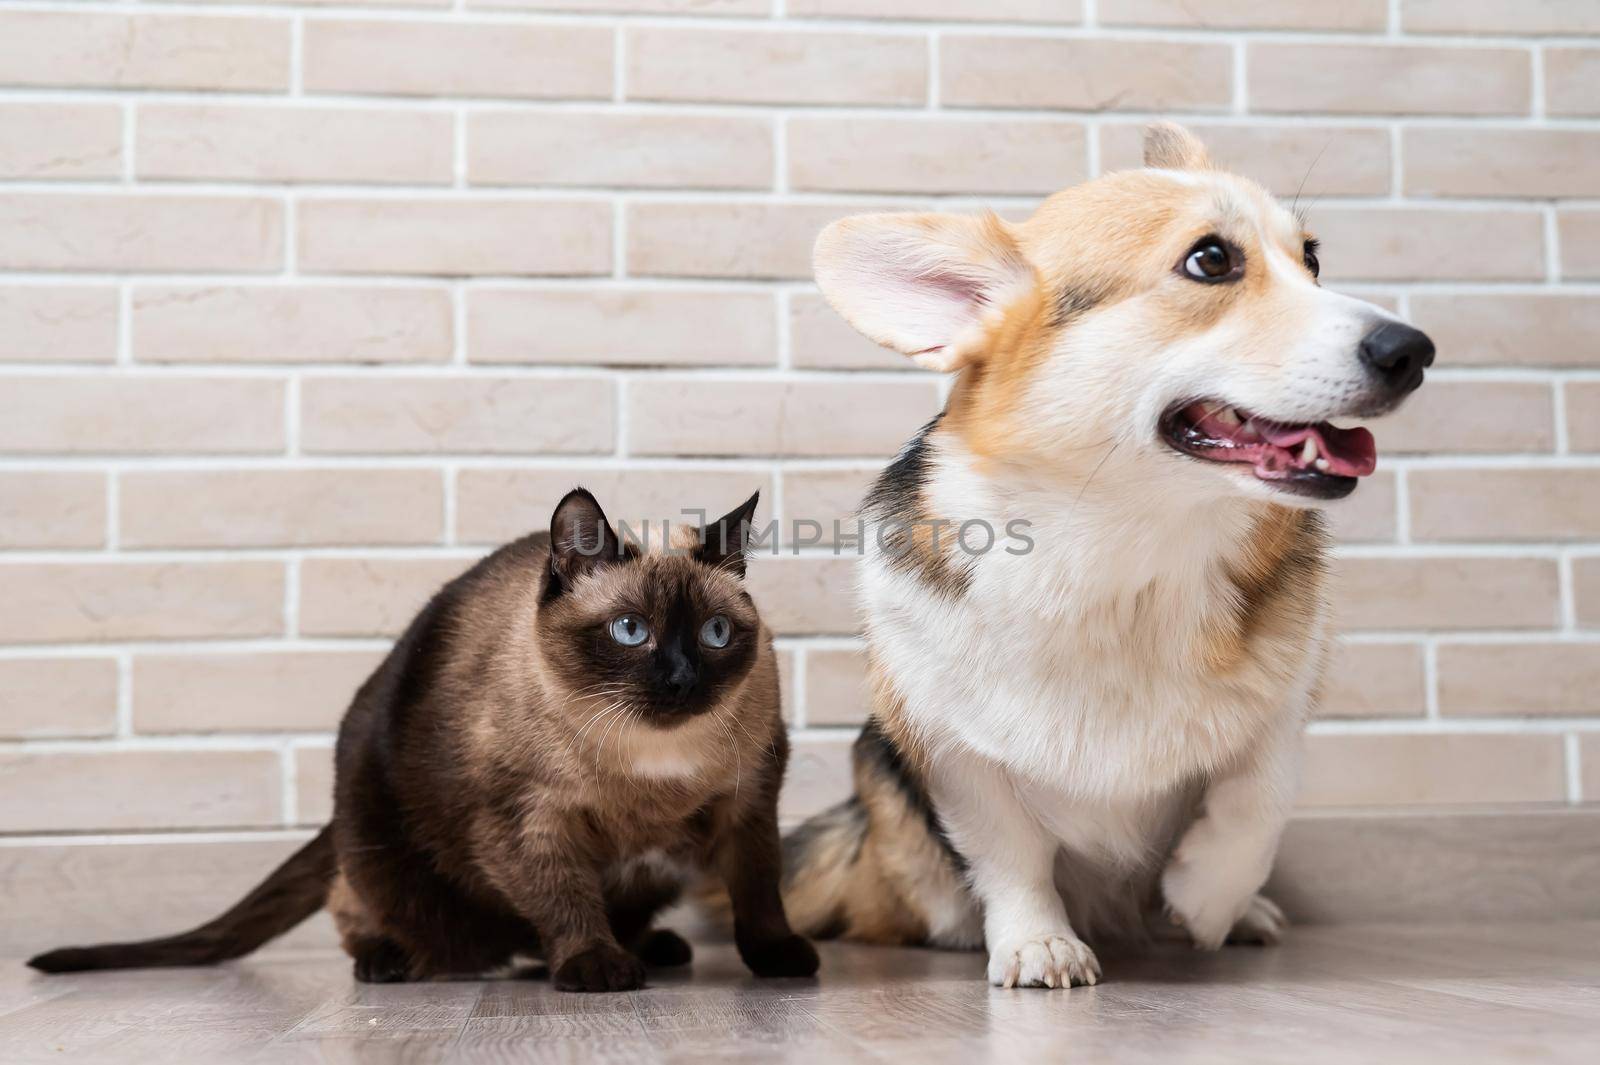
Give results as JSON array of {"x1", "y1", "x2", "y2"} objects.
[{"x1": 538, "y1": 488, "x2": 765, "y2": 725}]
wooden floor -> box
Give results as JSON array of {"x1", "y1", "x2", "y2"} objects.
[{"x1": 3, "y1": 922, "x2": 1598, "y2": 1064}]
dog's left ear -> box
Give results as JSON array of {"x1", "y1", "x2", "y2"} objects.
[
  {"x1": 812, "y1": 210, "x2": 1036, "y2": 374},
  {"x1": 1143, "y1": 122, "x2": 1211, "y2": 171}
]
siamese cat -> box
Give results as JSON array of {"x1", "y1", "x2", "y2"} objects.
[{"x1": 30, "y1": 488, "x2": 818, "y2": 992}]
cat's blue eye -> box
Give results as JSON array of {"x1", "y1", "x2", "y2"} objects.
[
  {"x1": 609, "y1": 615, "x2": 649, "y2": 647},
  {"x1": 700, "y1": 616, "x2": 731, "y2": 649}
]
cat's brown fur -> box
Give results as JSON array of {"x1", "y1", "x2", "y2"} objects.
[{"x1": 29, "y1": 489, "x2": 817, "y2": 992}]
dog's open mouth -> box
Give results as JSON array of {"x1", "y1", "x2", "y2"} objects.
[{"x1": 1160, "y1": 400, "x2": 1377, "y2": 500}]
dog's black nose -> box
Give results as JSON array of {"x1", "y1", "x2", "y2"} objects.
[{"x1": 1360, "y1": 321, "x2": 1434, "y2": 395}]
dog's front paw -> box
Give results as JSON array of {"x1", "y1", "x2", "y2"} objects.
[
  {"x1": 986, "y1": 934, "x2": 1100, "y2": 989},
  {"x1": 1161, "y1": 854, "x2": 1258, "y2": 951},
  {"x1": 1226, "y1": 894, "x2": 1287, "y2": 946},
  {"x1": 738, "y1": 933, "x2": 820, "y2": 979},
  {"x1": 553, "y1": 943, "x2": 646, "y2": 992}
]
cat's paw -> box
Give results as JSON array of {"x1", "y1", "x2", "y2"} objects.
[
  {"x1": 1226, "y1": 894, "x2": 1287, "y2": 947},
  {"x1": 351, "y1": 937, "x2": 412, "y2": 984},
  {"x1": 553, "y1": 944, "x2": 646, "y2": 992},
  {"x1": 738, "y1": 933, "x2": 820, "y2": 978},
  {"x1": 636, "y1": 928, "x2": 693, "y2": 968},
  {"x1": 986, "y1": 933, "x2": 1100, "y2": 989}
]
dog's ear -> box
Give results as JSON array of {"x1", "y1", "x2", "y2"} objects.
[
  {"x1": 812, "y1": 211, "x2": 1036, "y2": 374},
  {"x1": 1143, "y1": 122, "x2": 1210, "y2": 171}
]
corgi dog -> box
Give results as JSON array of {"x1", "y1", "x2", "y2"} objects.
[{"x1": 780, "y1": 123, "x2": 1432, "y2": 989}]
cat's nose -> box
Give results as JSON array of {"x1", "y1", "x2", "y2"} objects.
[{"x1": 665, "y1": 656, "x2": 698, "y2": 701}]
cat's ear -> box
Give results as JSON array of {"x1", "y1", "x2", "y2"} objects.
[
  {"x1": 548, "y1": 487, "x2": 623, "y2": 591},
  {"x1": 695, "y1": 490, "x2": 760, "y2": 579},
  {"x1": 812, "y1": 210, "x2": 1036, "y2": 374}
]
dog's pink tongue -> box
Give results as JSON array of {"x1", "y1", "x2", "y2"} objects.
[{"x1": 1256, "y1": 421, "x2": 1377, "y2": 477}]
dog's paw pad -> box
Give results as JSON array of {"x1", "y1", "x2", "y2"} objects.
[{"x1": 987, "y1": 934, "x2": 1100, "y2": 989}]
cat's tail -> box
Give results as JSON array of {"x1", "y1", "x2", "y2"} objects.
[
  {"x1": 777, "y1": 719, "x2": 980, "y2": 949},
  {"x1": 27, "y1": 825, "x2": 337, "y2": 974}
]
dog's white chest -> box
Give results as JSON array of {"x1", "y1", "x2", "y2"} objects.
[{"x1": 864, "y1": 534, "x2": 1312, "y2": 804}]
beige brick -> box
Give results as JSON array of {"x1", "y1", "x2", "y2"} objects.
[
  {"x1": 0, "y1": 194, "x2": 283, "y2": 273},
  {"x1": 1584, "y1": 735, "x2": 1600, "y2": 803},
  {"x1": 455, "y1": 466, "x2": 774, "y2": 546},
  {"x1": 1568, "y1": 383, "x2": 1600, "y2": 451},
  {"x1": 790, "y1": 117, "x2": 1086, "y2": 196},
  {"x1": 789, "y1": 0, "x2": 1078, "y2": 19},
  {"x1": 1403, "y1": 129, "x2": 1600, "y2": 199},
  {"x1": 1546, "y1": 48, "x2": 1600, "y2": 117},
  {"x1": 1098, "y1": 123, "x2": 1391, "y2": 196},
  {"x1": 137, "y1": 104, "x2": 453, "y2": 185},
  {"x1": 1373, "y1": 380, "x2": 1552, "y2": 455},
  {"x1": 628, "y1": 202, "x2": 882, "y2": 280},
  {"x1": 0, "y1": 472, "x2": 104, "y2": 550},
  {"x1": 942, "y1": 36, "x2": 1233, "y2": 112},
  {"x1": 1104, "y1": 0, "x2": 1385, "y2": 29},
  {"x1": 1404, "y1": 0, "x2": 1600, "y2": 35},
  {"x1": 626, "y1": 376, "x2": 940, "y2": 458},
  {"x1": 1333, "y1": 556, "x2": 1559, "y2": 632},
  {"x1": 467, "y1": 288, "x2": 774, "y2": 367},
  {"x1": 469, "y1": 111, "x2": 772, "y2": 190},
  {"x1": 782, "y1": 736, "x2": 854, "y2": 820},
  {"x1": 302, "y1": 375, "x2": 613, "y2": 455},
  {"x1": 133, "y1": 285, "x2": 453, "y2": 365},
  {"x1": 297, "y1": 199, "x2": 610, "y2": 277},
  {"x1": 300, "y1": 556, "x2": 470, "y2": 637},
  {"x1": 783, "y1": 466, "x2": 877, "y2": 546},
  {"x1": 120, "y1": 469, "x2": 444, "y2": 549},
  {"x1": 1319, "y1": 641, "x2": 1426, "y2": 719},
  {"x1": 789, "y1": 292, "x2": 906, "y2": 371},
  {"x1": 0, "y1": 561, "x2": 284, "y2": 644},
  {"x1": 0, "y1": 12, "x2": 289, "y2": 91},
  {"x1": 1310, "y1": 207, "x2": 1544, "y2": 283},
  {"x1": 1299, "y1": 734, "x2": 1566, "y2": 807},
  {"x1": 1437, "y1": 643, "x2": 1600, "y2": 718},
  {"x1": 0, "y1": 103, "x2": 121, "y2": 179},
  {"x1": 775, "y1": 647, "x2": 797, "y2": 725},
  {"x1": 0, "y1": 287, "x2": 118, "y2": 363},
  {"x1": 0, "y1": 376, "x2": 284, "y2": 455},
  {"x1": 1325, "y1": 470, "x2": 1397, "y2": 544},
  {"x1": 475, "y1": 0, "x2": 763, "y2": 11},
  {"x1": 0, "y1": 750, "x2": 282, "y2": 832},
  {"x1": 295, "y1": 745, "x2": 335, "y2": 826},
  {"x1": 627, "y1": 27, "x2": 926, "y2": 107},
  {"x1": 804, "y1": 646, "x2": 871, "y2": 726},
  {"x1": 1408, "y1": 293, "x2": 1600, "y2": 368},
  {"x1": 0, "y1": 658, "x2": 118, "y2": 739},
  {"x1": 1578, "y1": 558, "x2": 1600, "y2": 628},
  {"x1": 1558, "y1": 211, "x2": 1600, "y2": 280},
  {"x1": 747, "y1": 556, "x2": 859, "y2": 635},
  {"x1": 134, "y1": 651, "x2": 383, "y2": 733},
  {"x1": 303, "y1": 19, "x2": 611, "y2": 99},
  {"x1": 1248, "y1": 44, "x2": 1530, "y2": 116},
  {"x1": 1410, "y1": 470, "x2": 1600, "y2": 543}
]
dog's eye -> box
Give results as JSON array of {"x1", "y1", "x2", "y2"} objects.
[
  {"x1": 1181, "y1": 239, "x2": 1237, "y2": 283},
  {"x1": 1303, "y1": 238, "x2": 1321, "y2": 279},
  {"x1": 609, "y1": 614, "x2": 649, "y2": 647}
]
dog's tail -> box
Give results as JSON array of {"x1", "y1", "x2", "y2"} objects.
[
  {"x1": 778, "y1": 720, "x2": 977, "y2": 948},
  {"x1": 27, "y1": 826, "x2": 337, "y2": 974}
]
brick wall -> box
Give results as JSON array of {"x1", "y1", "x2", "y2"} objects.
[{"x1": 1, "y1": 0, "x2": 1598, "y2": 875}]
